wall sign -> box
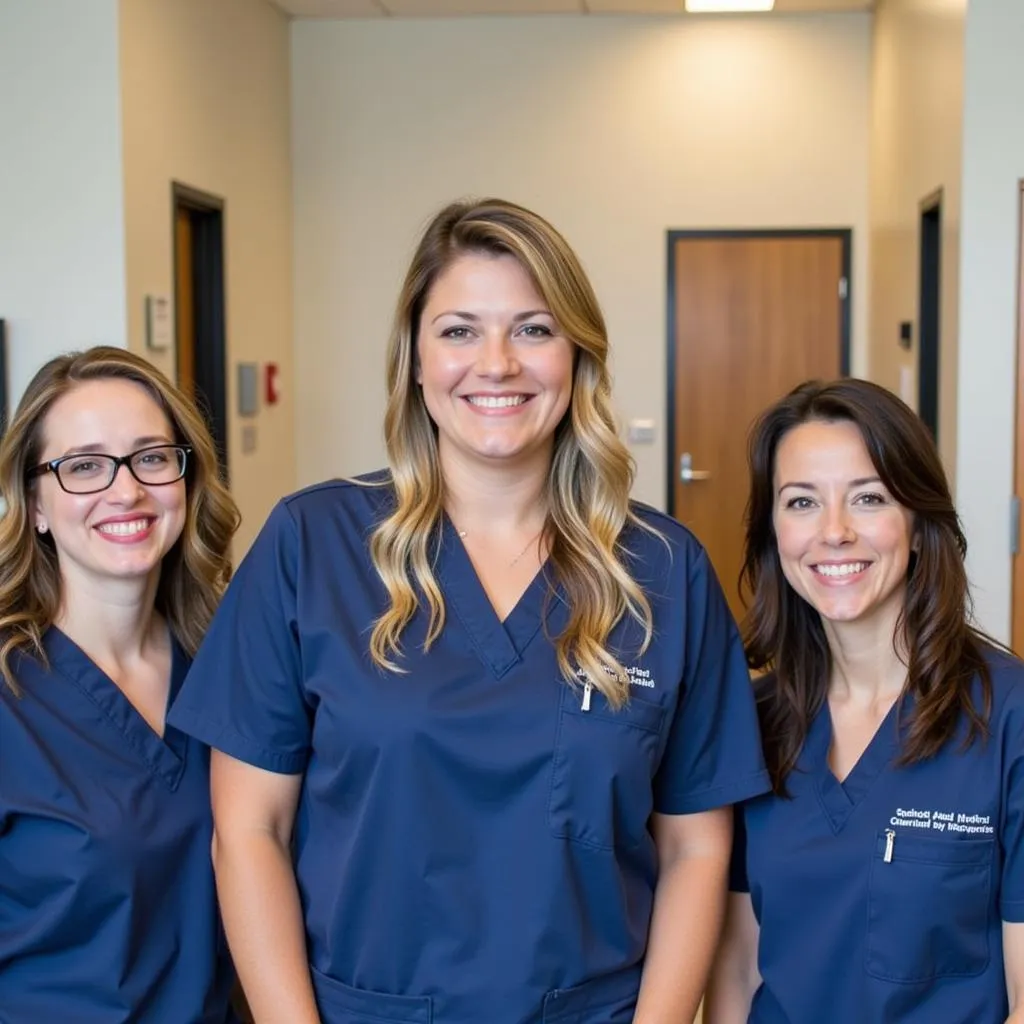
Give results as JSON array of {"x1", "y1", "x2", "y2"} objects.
[{"x1": 145, "y1": 294, "x2": 173, "y2": 352}]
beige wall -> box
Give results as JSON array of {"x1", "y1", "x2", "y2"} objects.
[
  {"x1": 955, "y1": 0, "x2": 1024, "y2": 642},
  {"x1": 120, "y1": 0, "x2": 294, "y2": 554},
  {"x1": 0, "y1": 0, "x2": 127, "y2": 402},
  {"x1": 868, "y1": 0, "x2": 965, "y2": 478},
  {"x1": 291, "y1": 13, "x2": 872, "y2": 508}
]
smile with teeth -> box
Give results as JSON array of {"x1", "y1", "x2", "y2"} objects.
[
  {"x1": 96, "y1": 519, "x2": 153, "y2": 537},
  {"x1": 464, "y1": 394, "x2": 529, "y2": 408},
  {"x1": 813, "y1": 562, "x2": 869, "y2": 578}
]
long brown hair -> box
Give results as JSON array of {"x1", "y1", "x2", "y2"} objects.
[
  {"x1": 741, "y1": 378, "x2": 992, "y2": 793},
  {"x1": 369, "y1": 197, "x2": 655, "y2": 705},
  {"x1": 0, "y1": 346, "x2": 240, "y2": 693}
]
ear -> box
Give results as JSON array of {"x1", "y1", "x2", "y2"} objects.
[
  {"x1": 907, "y1": 529, "x2": 921, "y2": 577},
  {"x1": 29, "y1": 495, "x2": 48, "y2": 535}
]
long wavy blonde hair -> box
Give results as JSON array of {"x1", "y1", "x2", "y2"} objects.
[
  {"x1": 0, "y1": 346, "x2": 240, "y2": 693},
  {"x1": 370, "y1": 197, "x2": 655, "y2": 706}
]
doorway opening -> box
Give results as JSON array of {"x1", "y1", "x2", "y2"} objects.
[
  {"x1": 1011, "y1": 183, "x2": 1024, "y2": 654},
  {"x1": 172, "y1": 183, "x2": 228, "y2": 482},
  {"x1": 918, "y1": 192, "x2": 942, "y2": 440}
]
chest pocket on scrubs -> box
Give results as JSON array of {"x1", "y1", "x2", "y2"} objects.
[
  {"x1": 310, "y1": 967, "x2": 432, "y2": 1023},
  {"x1": 865, "y1": 830, "x2": 993, "y2": 983},
  {"x1": 548, "y1": 682, "x2": 666, "y2": 851}
]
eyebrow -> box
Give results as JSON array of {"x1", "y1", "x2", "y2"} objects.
[
  {"x1": 59, "y1": 436, "x2": 173, "y2": 457},
  {"x1": 778, "y1": 476, "x2": 882, "y2": 493},
  {"x1": 430, "y1": 308, "x2": 553, "y2": 325}
]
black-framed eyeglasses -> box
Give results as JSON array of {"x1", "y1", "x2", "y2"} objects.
[{"x1": 26, "y1": 444, "x2": 192, "y2": 495}]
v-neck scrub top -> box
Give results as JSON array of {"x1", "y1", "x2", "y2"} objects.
[
  {"x1": 730, "y1": 649, "x2": 1024, "y2": 1024},
  {"x1": 0, "y1": 629, "x2": 236, "y2": 1023},
  {"x1": 168, "y1": 477, "x2": 771, "y2": 1024}
]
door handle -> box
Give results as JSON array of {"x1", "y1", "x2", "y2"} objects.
[{"x1": 680, "y1": 452, "x2": 711, "y2": 484}]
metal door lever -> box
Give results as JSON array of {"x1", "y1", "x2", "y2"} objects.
[{"x1": 680, "y1": 452, "x2": 711, "y2": 483}]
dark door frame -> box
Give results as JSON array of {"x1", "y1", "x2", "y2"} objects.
[
  {"x1": 1011, "y1": 181, "x2": 1024, "y2": 656},
  {"x1": 0, "y1": 318, "x2": 8, "y2": 437},
  {"x1": 172, "y1": 182, "x2": 228, "y2": 482},
  {"x1": 665, "y1": 227, "x2": 853, "y2": 516},
  {"x1": 917, "y1": 189, "x2": 943, "y2": 441}
]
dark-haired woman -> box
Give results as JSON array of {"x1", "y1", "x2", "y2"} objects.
[{"x1": 704, "y1": 378, "x2": 1024, "y2": 1024}]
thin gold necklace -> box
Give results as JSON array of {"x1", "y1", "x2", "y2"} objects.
[{"x1": 457, "y1": 527, "x2": 543, "y2": 569}]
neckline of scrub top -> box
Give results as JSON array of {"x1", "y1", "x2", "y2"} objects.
[
  {"x1": 810, "y1": 696, "x2": 901, "y2": 833},
  {"x1": 43, "y1": 626, "x2": 189, "y2": 790},
  {"x1": 439, "y1": 515, "x2": 560, "y2": 680}
]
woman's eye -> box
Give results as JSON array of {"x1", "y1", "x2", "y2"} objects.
[
  {"x1": 519, "y1": 323, "x2": 553, "y2": 339},
  {"x1": 441, "y1": 326, "x2": 472, "y2": 341},
  {"x1": 139, "y1": 452, "x2": 169, "y2": 466},
  {"x1": 855, "y1": 492, "x2": 887, "y2": 506},
  {"x1": 785, "y1": 496, "x2": 815, "y2": 510},
  {"x1": 67, "y1": 459, "x2": 101, "y2": 474}
]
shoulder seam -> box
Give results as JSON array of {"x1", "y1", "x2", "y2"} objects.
[
  {"x1": 279, "y1": 472, "x2": 392, "y2": 511},
  {"x1": 630, "y1": 501, "x2": 705, "y2": 547}
]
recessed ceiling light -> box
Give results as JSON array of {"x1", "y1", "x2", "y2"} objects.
[{"x1": 685, "y1": 0, "x2": 775, "y2": 11}]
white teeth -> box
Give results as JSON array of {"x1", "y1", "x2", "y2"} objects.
[
  {"x1": 97, "y1": 520, "x2": 151, "y2": 537},
  {"x1": 814, "y1": 562, "x2": 868, "y2": 577},
  {"x1": 466, "y1": 395, "x2": 527, "y2": 408}
]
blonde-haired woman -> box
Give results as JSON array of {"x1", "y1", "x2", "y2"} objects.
[
  {"x1": 0, "y1": 346, "x2": 240, "y2": 1021},
  {"x1": 170, "y1": 198, "x2": 768, "y2": 1023}
]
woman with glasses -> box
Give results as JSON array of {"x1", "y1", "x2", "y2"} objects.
[
  {"x1": 0, "y1": 346, "x2": 240, "y2": 1021},
  {"x1": 169, "y1": 199, "x2": 769, "y2": 1023}
]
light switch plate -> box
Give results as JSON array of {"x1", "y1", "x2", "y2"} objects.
[
  {"x1": 237, "y1": 363, "x2": 259, "y2": 418},
  {"x1": 627, "y1": 418, "x2": 656, "y2": 444}
]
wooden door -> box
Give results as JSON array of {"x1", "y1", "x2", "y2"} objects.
[
  {"x1": 669, "y1": 232, "x2": 848, "y2": 621},
  {"x1": 1012, "y1": 184, "x2": 1024, "y2": 655},
  {"x1": 174, "y1": 204, "x2": 195, "y2": 397}
]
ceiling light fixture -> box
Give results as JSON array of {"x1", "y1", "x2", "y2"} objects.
[{"x1": 685, "y1": 0, "x2": 775, "y2": 11}]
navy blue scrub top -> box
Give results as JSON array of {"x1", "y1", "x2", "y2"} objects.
[
  {"x1": 0, "y1": 628, "x2": 236, "y2": 1024},
  {"x1": 169, "y1": 476, "x2": 770, "y2": 1024},
  {"x1": 731, "y1": 649, "x2": 1024, "y2": 1024}
]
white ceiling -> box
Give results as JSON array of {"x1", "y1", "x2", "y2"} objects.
[{"x1": 271, "y1": 0, "x2": 872, "y2": 18}]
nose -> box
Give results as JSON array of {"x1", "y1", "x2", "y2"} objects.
[
  {"x1": 474, "y1": 330, "x2": 519, "y2": 379},
  {"x1": 820, "y1": 502, "x2": 855, "y2": 546},
  {"x1": 106, "y1": 462, "x2": 146, "y2": 503}
]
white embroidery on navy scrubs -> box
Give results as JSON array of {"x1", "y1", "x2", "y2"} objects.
[
  {"x1": 887, "y1": 806, "x2": 996, "y2": 835},
  {"x1": 626, "y1": 666, "x2": 656, "y2": 689}
]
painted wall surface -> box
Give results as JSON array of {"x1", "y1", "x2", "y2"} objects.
[
  {"x1": 868, "y1": 0, "x2": 965, "y2": 479},
  {"x1": 120, "y1": 0, "x2": 294, "y2": 553},
  {"x1": 956, "y1": 0, "x2": 1024, "y2": 641},
  {"x1": 291, "y1": 13, "x2": 872, "y2": 507},
  {"x1": 0, "y1": 0, "x2": 127, "y2": 405}
]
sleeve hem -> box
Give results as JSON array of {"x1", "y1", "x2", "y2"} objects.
[
  {"x1": 654, "y1": 770, "x2": 771, "y2": 815},
  {"x1": 169, "y1": 705, "x2": 307, "y2": 775},
  {"x1": 1001, "y1": 899, "x2": 1024, "y2": 923}
]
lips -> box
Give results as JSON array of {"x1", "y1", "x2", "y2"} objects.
[
  {"x1": 94, "y1": 517, "x2": 156, "y2": 538},
  {"x1": 463, "y1": 394, "x2": 531, "y2": 409},
  {"x1": 812, "y1": 561, "x2": 870, "y2": 578}
]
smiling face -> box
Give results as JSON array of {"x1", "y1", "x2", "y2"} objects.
[
  {"x1": 31, "y1": 378, "x2": 187, "y2": 599},
  {"x1": 772, "y1": 418, "x2": 914, "y2": 637},
  {"x1": 415, "y1": 251, "x2": 574, "y2": 474}
]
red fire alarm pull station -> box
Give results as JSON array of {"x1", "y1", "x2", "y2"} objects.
[{"x1": 265, "y1": 363, "x2": 280, "y2": 405}]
